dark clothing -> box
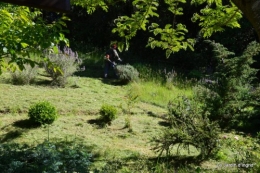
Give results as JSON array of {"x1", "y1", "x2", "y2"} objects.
[
  {"x1": 104, "y1": 60, "x2": 117, "y2": 78},
  {"x1": 105, "y1": 48, "x2": 118, "y2": 62},
  {"x1": 104, "y1": 48, "x2": 119, "y2": 78}
]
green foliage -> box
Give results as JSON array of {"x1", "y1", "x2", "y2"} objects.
[
  {"x1": 112, "y1": 0, "x2": 196, "y2": 57},
  {"x1": 214, "y1": 150, "x2": 229, "y2": 161},
  {"x1": 99, "y1": 104, "x2": 118, "y2": 124},
  {"x1": 148, "y1": 23, "x2": 195, "y2": 58},
  {"x1": 124, "y1": 116, "x2": 132, "y2": 129},
  {"x1": 216, "y1": 134, "x2": 260, "y2": 172},
  {"x1": 44, "y1": 46, "x2": 82, "y2": 87},
  {"x1": 125, "y1": 83, "x2": 140, "y2": 114},
  {"x1": 10, "y1": 64, "x2": 38, "y2": 85},
  {"x1": 164, "y1": 70, "x2": 179, "y2": 89},
  {"x1": 133, "y1": 63, "x2": 164, "y2": 83},
  {"x1": 191, "y1": 3, "x2": 242, "y2": 38},
  {"x1": 0, "y1": 4, "x2": 69, "y2": 74},
  {"x1": 72, "y1": 0, "x2": 109, "y2": 14},
  {"x1": 195, "y1": 41, "x2": 260, "y2": 130},
  {"x1": 0, "y1": 141, "x2": 92, "y2": 172},
  {"x1": 28, "y1": 101, "x2": 58, "y2": 125},
  {"x1": 109, "y1": 0, "x2": 244, "y2": 57},
  {"x1": 153, "y1": 96, "x2": 220, "y2": 160},
  {"x1": 112, "y1": 0, "x2": 159, "y2": 41},
  {"x1": 116, "y1": 64, "x2": 139, "y2": 84}
]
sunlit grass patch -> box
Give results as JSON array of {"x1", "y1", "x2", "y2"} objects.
[{"x1": 134, "y1": 81, "x2": 193, "y2": 108}]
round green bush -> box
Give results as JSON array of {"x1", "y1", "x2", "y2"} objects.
[
  {"x1": 28, "y1": 101, "x2": 58, "y2": 125},
  {"x1": 99, "y1": 104, "x2": 117, "y2": 124}
]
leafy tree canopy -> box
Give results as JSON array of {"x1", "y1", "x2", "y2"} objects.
[
  {"x1": 0, "y1": 3, "x2": 69, "y2": 74},
  {"x1": 72, "y1": 0, "x2": 245, "y2": 57}
]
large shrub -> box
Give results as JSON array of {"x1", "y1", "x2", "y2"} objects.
[
  {"x1": 10, "y1": 64, "x2": 38, "y2": 85},
  {"x1": 44, "y1": 46, "x2": 82, "y2": 87},
  {"x1": 152, "y1": 96, "x2": 220, "y2": 160},
  {"x1": 99, "y1": 104, "x2": 118, "y2": 125},
  {"x1": 0, "y1": 141, "x2": 92, "y2": 172},
  {"x1": 28, "y1": 101, "x2": 58, "y2": 125},
  {"x1": 195, "y1": 41, "x2": 260, "y2": 131},
  {"x1": 116, "y1": 64, "x2": 139, "y2": 84}
]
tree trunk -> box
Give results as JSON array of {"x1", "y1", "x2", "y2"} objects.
[{"x1": 232, "y1": 0, "x2": 260, "y2": 41}]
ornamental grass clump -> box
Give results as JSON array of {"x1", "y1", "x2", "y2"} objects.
[
  {"x1": 28, "y1": 101, "x2": 58, "y2": 125},
  {"x1": 10, "y1": 64, "x2": 39, "y2": 85},
  {"x1": 99, "y1": 104, "x2": 118, "y2": 125},
  {"x1": 116, "y1": 64, "x2": 139, "y2": 84}
]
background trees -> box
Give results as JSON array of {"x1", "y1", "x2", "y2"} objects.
[{"x1": 0, "y1": 0, "x2": 259, "y2": 74}]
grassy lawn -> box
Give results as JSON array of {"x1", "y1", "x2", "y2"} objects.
[
  {"x1": 0, "y1": 73, "x2": 174, "y2": 170},
  {"x1": 0, "y1": 72, "x2": 259, "y2": 172}
]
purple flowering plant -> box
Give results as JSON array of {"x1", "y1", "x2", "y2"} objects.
[{"x1": 44, "y1": 46, "x2": 82, "y2": 86}]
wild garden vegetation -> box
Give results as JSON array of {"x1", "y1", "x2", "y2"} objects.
[
  {"x1": 1, "y1": 40, "x2": 260, "y2": 172},
  {"x1": 0, "y1": 0, "x2": 260, "y2": 172}
]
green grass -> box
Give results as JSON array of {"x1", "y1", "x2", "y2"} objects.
[
  {"x1": 0, "y1": 72, "x2": 170, "y2": 171},
  {"x1": 135, "y1": 81, "x2": 193, "y2": 108},
  {"x1": 0, "y1": 71, "x2": 259, "y2": 172}
]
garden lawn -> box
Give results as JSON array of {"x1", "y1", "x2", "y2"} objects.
[
  {"x1": 1, "y1": 74, "x2": 257, "y2": 172},
  {"x1": 0, "y1": 75, "x2": 172, "y2": 170}
]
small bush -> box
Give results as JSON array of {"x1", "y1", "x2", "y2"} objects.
[
  {"x1": 153, "y1": 96, "x2": 220, "y2": 160},
  {"x1": 28, "y1": 101, "x2": 58, "y2": 125},
  {"x1": 116, "y1": 64, "x2": 139, "y2": 84},
  {"x1": 10, "y1": 64, "x2": 38, "y2": 85},
  {"x1": 44, "y1": 46, "x2": 82, "y2": 87},
  {"x1": 99, "y1": 104, "x2": 117, "y2": 125}
]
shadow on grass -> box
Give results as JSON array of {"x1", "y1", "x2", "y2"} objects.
[
  {"x1": 96, "y1": 154, "x2": 203, "y2": 173},
  {"x1": 158, "y1": 121, "x2": 171, "y2": 127},
  {"x1": 13, "y1": 119, "x2": 41, "y2": 129},
  {"x1": 34, "y1": 79, "x2": 52, "y2": 86},
  {"x1": 0, "y1": 130, "x2": 24, "y2": 143},
  {"x1": 0, "y1": 119, "x2": 40, "y2": 142},
  {"x1": 74, "y1": 66, "x2": 103, "y2": 78},
  {"x1": 101, "y1": 78, "x2": 129, "y2": 86},
  {"x1": 147, "y1": 111, "x2": 166, "y2": 118},
  {"x1": 149, "y1": 155, "x2": 203, "y2": 166},
  {"x1": 87, "y1": 118, "x2": 107, "y2": 128}
]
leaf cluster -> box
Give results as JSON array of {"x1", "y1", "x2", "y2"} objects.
[
  {"x1": 0, "y1": 4, "x2": 69, "y2": 74},
  {"x1": 72, "y1": 0, "x2": 111, "y2": 14},
  {"x1": 108, "y1": 0, "x2": 243, "y2": 57}
]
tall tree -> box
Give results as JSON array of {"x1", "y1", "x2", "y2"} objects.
[{"x1": 72, "y1": 0, "x2": 260, "y2": 56}]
